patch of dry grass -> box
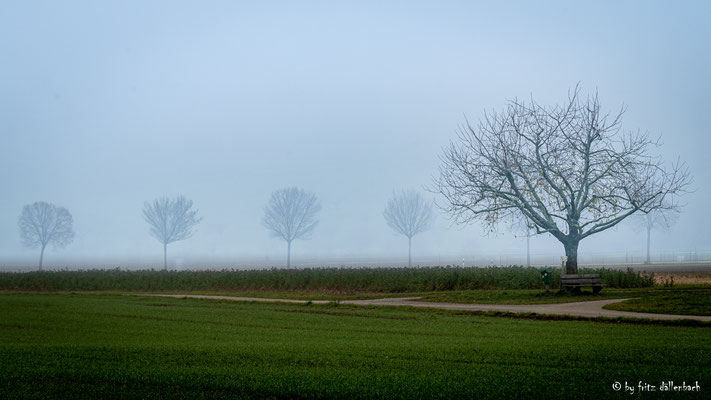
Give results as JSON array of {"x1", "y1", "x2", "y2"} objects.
[{"x1": 652, "y1": 271, "x2": 711, "y2": 286}]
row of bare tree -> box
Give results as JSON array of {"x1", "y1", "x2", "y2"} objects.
[
  {"x1": 18, "y1": 86, "x2": 691, "y2": 273},
  {"x1": 18, "y1": 189, "x2": 433, "y2": 270},
  {"x1": 142, "y1": 188, "x2": 435, "y2": 269}
]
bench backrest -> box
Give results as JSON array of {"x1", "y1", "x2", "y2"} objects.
[
  {"x1": 561, "y1": 274, "x2": 600, "y2": 279},
  {"x1": 561, "y1": 274, "x2": 602, "y2": 284}
]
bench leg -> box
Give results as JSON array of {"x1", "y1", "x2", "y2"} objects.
[{"x1": 592, "y1": 286, "x2": 602, "y2": 294}]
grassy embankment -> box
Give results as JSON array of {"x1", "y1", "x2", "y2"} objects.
[
  {"x1": 419, "y1": 288, "x2": 711, "y2": 316},
  {"x1": 602, "y1": 291, "x2": 711, "y2": 316},
  {"x1": 0, "y1": 292, "x2": 708, "y2": 399}
]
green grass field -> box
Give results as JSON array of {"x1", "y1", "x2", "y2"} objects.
[
  {"x1": 419, "y1": 288, "x2": 711, "y2": 315},
  {"x1": 0, "y1": 293, "x2": 708, "y2": 399},
  {"x1": 603, "y1": 290, "x2": 711, "y2": 316}
]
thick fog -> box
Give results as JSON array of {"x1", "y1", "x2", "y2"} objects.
[{"x1": 1, "y1": 1, "x2": 709, "y2": 269}]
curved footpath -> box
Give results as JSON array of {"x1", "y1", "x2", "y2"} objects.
[{"x1": 142, "y1": 294, "x2": 711, "y2": 322}]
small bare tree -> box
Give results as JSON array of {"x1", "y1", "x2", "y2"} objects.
[
  {"x1": 262, "y1": 187, "x2": 321, "y2": 268},
  {"x1": 143, "y1": 196, "x2": 201, "y2": 269},
  {"x1": 435, "y1": 86, "x2": 691, "y2": 274},
  {"x1": 18, "y1": 201, "x2": 75, "y2": 270},
  {"x1": 632, "y1": 209, "x2": 678, "y2": 264},
  {"x1": 383, "y1": 190, "x2": 433, "y2": 267}
]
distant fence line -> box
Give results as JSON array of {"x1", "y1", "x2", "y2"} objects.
[{"x1": 434, "y1": 250, "x2": 711, "y2": 268}]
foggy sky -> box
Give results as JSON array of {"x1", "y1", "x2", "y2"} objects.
[{"x1": 1, "y1": 1, "x2": 710, "y2": 268}]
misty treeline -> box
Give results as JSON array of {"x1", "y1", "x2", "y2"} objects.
[
  {"x1": 0, "y1": 266, "x2": 654, "y2": 293},
  {"x1": 17, "y1": 87, "x2": 690, "y2": 271},
  {"x1": 18, "y1": 188, "x2": 433, "y2": 270}
]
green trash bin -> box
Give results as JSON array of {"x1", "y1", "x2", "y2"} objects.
[{"x1": 540, "y1": 268, "x2": 552, "y2": 291}]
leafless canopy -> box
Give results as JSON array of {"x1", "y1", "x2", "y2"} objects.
[
  {"x1": 263, "y1": 187, "x2": 321, "y2": 268},
  {"x1": 632, "y1": 209, "x2": 678, "y2": 234},
  {"x1": 143, "y1": 196, "x2": 202, "y2": 245},
  {"x1": 435, "y1": 86, "x2": 691, "y2": 273},
  {"x1": 632, "y1": 208, "x2": 679, "y2": 264},
  {"x1": 18, "y1": 201, "x2": 74, "y2": 269},
  {"x1": 263, "y1": 187, "x2": 321, "y2": 243},
  {"x1": 383, "y1": 190, "x2": 433, "y2": 267},
  {"x1": 143, "y1": 196, "x2": 201, "y2": 269},
  {"x1": 383, "y1": 190, "x2": 433, "y2": 239}
]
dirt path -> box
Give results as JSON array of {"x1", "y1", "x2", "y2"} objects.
[{"x1": 142, "y1": 294, "x2": 711, "y2": 322}]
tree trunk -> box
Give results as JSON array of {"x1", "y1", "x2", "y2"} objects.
[
  {"x1": 564, "y1": 240, "x2": 579, "y2": 274},
  {"x1": 408, "y1": 236, "x2": 412, "y2": 268},
  {"x1": 39, "y1": 243, "x2": 46, "y2": 271},
  {"x1": 526, "y1": 233, "x2": 530, "y2": 268},
  {"x1": 163, "y1": 242, "x2": 167, "y2": 270},
  {"x1": 645, "y1": 225, "x2": 651, "y2": 264},
  {"x1": 287, "y1": 240, "x2": 291, "y2": 268}
]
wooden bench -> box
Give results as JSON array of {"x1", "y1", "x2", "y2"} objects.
[{"x1": 561, "y1": 274, "x2": 603, "y2": 293}]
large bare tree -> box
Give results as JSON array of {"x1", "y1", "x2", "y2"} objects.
[
  {"x1": 18, "y1": 201, "x2": 75, "y2": 270},
  {"x1": 383, "y1": 190, "x2": 433, "y2": 267},
  {"x1": 143, "y1": 196, "x2": 201, "y2": 269},
  {"x1": 435, "y1": 87, "x2": 691, "y2": 274},
  {"x1": 262, "y1": 187, "x2": 321, "y2": 268},
  {"x1": 632, "y1": 209, "x2": 678, "y2": 264}
]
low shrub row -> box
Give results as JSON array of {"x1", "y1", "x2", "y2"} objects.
[{"x1": 0, "y1": 265, "x2": 654, "y2": 293}]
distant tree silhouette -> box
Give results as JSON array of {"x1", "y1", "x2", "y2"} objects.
[
  {"x1": 143, "y1": 196, "x2": 201, "y2": 269},
  {"x1": 262, "y1": 187, "x2": 321, "y2": 268},
  {"x1": 18, "y1": 201, "x2": 74, "y2": 270},
  {"x1": 632, "y1": 209, "x2": 678, "y2": 264},
  {"x1": 383, "y1": 190, "x2": 433, "y2": 267}
]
